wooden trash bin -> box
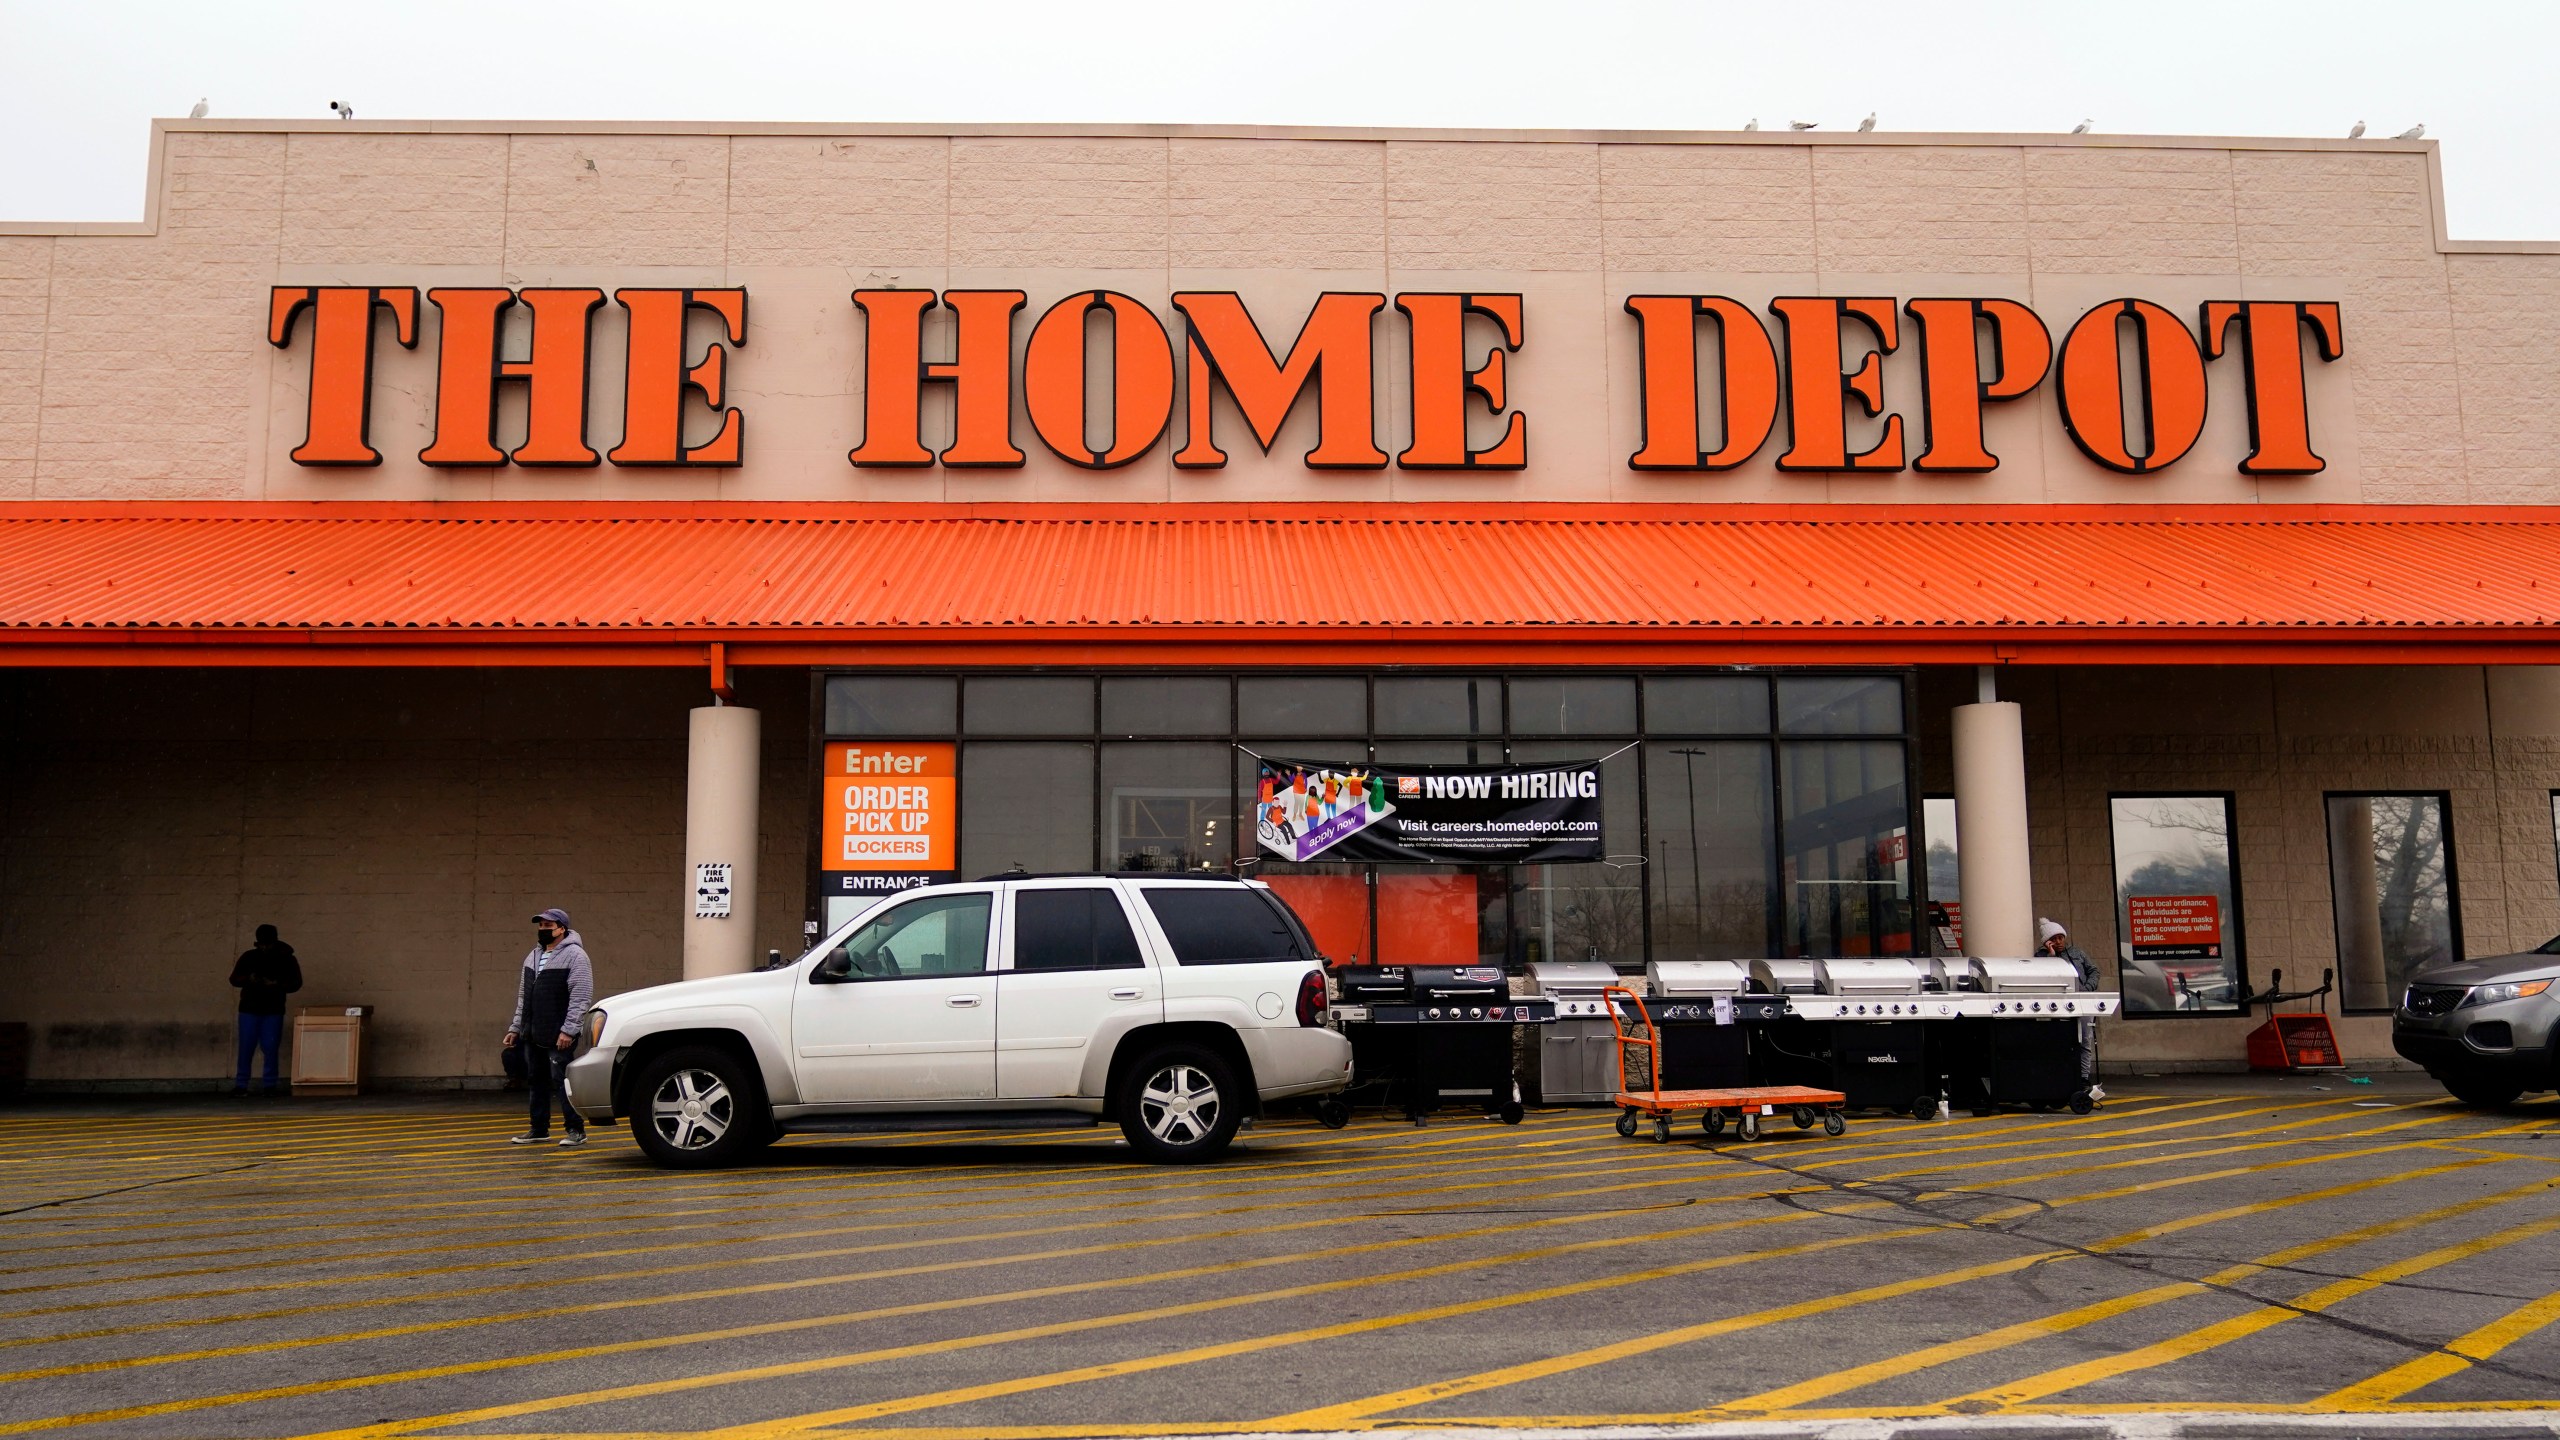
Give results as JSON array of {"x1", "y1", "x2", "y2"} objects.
[{"x1": 291, "y1": 1006, "x2": 373, "y2": 1096}]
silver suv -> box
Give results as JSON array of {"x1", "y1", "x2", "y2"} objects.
[{"x1": 2392, "y1": 937, "x2": 2560, "y2": 1107}]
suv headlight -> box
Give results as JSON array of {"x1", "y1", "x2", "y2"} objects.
[
  {"x1": 2462, "y1": 980, "x2": 2551, "y2": 1007},
  {"x1": 579, "y1": 1008, "x2": 608, "y2": 1053}
]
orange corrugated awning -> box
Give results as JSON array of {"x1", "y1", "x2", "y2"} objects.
[{"x1": 3, "y1": 501, "x2": 2558, "y2": 666}]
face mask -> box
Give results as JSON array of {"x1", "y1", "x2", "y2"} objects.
[{"x1": 536, "y1": 928, "x2": 558, "y2": 945}]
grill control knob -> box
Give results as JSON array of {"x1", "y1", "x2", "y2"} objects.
[
  {"x1": 1994, "y1": 1002, "x2": 2007, "y2": 1014},
  {"x1": 2064, "y1": 1001, "x2": 2075, "y2": 1013},
  {"x1": 1469, "y1": 1007, "x2": 1483, "y2": 1019},
  {"x1": 1427, "y1": 1008, "x2": 1442, "y2": 1019}
]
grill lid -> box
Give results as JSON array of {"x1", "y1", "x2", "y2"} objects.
[
  {"x1": 1968, "y1": 956, "x2": 2084, "y2": 993},
  {"x1": 1813, "y1": 958, "x2": 1928, "y2": 996},
  {"x1": 1644, "y1": 960, "x2": 1752, "y2": 997},
  {"x1": 1749, "y1": 959, "x2": 1824, "y2": 995},
  {"x1": 1528, "y1": 960, "x2": 1623, "y2": 995}
]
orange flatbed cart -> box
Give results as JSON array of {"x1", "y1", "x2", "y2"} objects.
[{"x1": 1604, "y1": 985, "x2": 1847, "y2": 1143}]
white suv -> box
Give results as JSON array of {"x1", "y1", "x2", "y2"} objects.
[{"x1": 563, "y1": 875, "x2": 1352, "y2": 1167}]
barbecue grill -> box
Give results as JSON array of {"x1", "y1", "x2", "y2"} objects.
[
  {"x1": 1639, "y1": 960, "x2": 1763, "y2": 1089},
  {"x1": 1528, "y1": 960, "x2": 1623, "y2": 1103},
  {"x1": 1940, "y1": 955, "x2": 2117, "y2": 1114},
  {"x1": 1325, "y1": 964, "x2": 1549, "y2": 1123}
]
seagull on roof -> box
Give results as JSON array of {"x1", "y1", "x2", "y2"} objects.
[
  {"x1": 1790, "y1": 120, "x2": 1818, "y2": 130},
  {"x1": 328, "y1": 100, "x2": 354, "y2": 120},
  {"x1": 188, "y1": 98, "x2": 208, "y2": 119},
  {"x1": 2395, "y1": 122, "x2": 2424, "y2": 139},
  {"x1": 2071, "y1": 118, "x2": 2092, "y2": 134},
  {"x1": 2348, "y1": 120, "x2": 2366, "y2": 138},
  {"x1": 1743, "y1": 118, "x2": 1759, "y2": 131},
  {"x1": 1857, "y1": 112, "x2": 1876, "y2": 132}
]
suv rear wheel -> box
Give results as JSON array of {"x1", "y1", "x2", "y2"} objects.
[
  {"x1": 1118, "y1": 1043, "x2": 1243, "y2": 1163},
  {"x1": 2433, "y1": 1065, "x2": 2525, "y2": 1110},
  {"x1": 631, "y1": 1045, "x2": 772, "y2": 1168}
]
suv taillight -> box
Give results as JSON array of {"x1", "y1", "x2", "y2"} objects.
[{"x1": 1296, "y1": 969, "x2": 1327, "y2": 1027}]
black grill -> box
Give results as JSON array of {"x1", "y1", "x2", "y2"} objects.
[{"x1": 2403, "y1": 984, "x2": 2465, "y2": 1017}]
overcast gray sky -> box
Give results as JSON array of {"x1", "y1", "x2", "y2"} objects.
[{"x1": 5, "y1": 0, "x2": 2552, "y2": 238}]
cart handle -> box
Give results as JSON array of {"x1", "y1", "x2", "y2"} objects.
[{"x1": 1602, "y1": 984, "x2": 1659, "y2": 1094}]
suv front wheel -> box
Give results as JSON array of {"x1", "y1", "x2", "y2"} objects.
[
  {"x1": 2432, "y1": 1065, "x2": 2525, "y2": 1110},
  {"x1": 631, "y1": 1045, "x2": 773, "y2": 1168},
  {"x1": 1118, "y1": 1043, "x2": 1243, "y2": 1163}
]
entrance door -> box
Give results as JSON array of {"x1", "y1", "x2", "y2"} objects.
[
  {"x1": 793, "y1": 888, "x2": 998, "y2": 1104},
  {"x1": 997, "y1": 882, "x2": 1159, "y2": 1098}
]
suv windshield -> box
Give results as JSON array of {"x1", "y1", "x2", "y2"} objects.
[{"x1": 2535, "y1": 935, "x2": 2560, "y2": 956}]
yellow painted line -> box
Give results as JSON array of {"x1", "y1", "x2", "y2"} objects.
[
  {"x1": 1714, "y1": 1165, "x2": 2553, "y2": 1415},
  {"x1": 1947, "y1": 1208, "x2": 2560, "y2": 1407},
  {"x1": 34, "y1": 1202, "x2": 1888, "y2": 1438},
  {"x1": 2318, "y1": 1287, "x2": 2560, "y2": 1406},
  {"x1": 1244, "y1": 1153, "x2": 2504, "y2": 1431}
]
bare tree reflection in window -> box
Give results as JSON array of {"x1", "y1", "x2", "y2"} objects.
[{"x1": 2327, "y1": 794, "x2": 2455, "y2": 1012}]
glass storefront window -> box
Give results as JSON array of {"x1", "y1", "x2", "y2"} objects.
[
  {"x1": 1239, "y1": 741, "x2": 1369, "y2": 963},
  {"x1": 964, "y1": 677, "x2": 1095, "y2": 735},
  {"x1": 1509, "y1": 677, "x2": 1638, "y2": 736},
  {"x1": 824, "y1": 676, "x2": 956, "y2": 735},
  {"x1": 1375, "y1": 677, "x2": 1500, "y2": 735},
  {"x1": 2109, "y1": 794, "x2": 2243, "y2": 1014},
  {"x1": 1781, "y1": 741, "x2": 1913, "y2": 957},
  {"x1": 1645, "y1": 676, "x2": 1770, "y2": 734},
  {"x1": 1101, "y1": 677, "x2": 1228, "y2": 735},
  {"x1": 2328, "y1": 793, "x2": 2459, "y2": 1013},
  {"x1": 1922, "y1": 795, "x2": 1961, "y2": 954},
  {"x1": 1645, "y1": 741, "x2": 1777, "y2": 961},
  {"x1": 1776, "y1": 676, "x2": 1903, "y2": 735},
  {"x1": 1100, "y1": 743, "x2": 1231, "y2": 872},
  {"x1": 1512, "y1": 741, "x2": 1643, "y2": 970},
  {"x1": 1238, "y1": 677, "x2": 1366, "y2": 735},
  {"x1": 960, "y1": 742, "x2": 1095, "y2": 877}
]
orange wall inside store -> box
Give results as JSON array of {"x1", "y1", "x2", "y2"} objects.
[
  {"x1": 1264, "y1": 874, "x2": 1368, "y2": 965},
  {"x1": 1376, "y1": 874, "x2": 1480, "y2": 966}
]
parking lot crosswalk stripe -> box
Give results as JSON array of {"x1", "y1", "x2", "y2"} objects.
[
  {"x1": 2317, "y1": 1288, "x2": 2560, "y2": 1406},
  {"x1": 1239, "y1": 1153, "x2": 2505, "y2": 1430},
  {"x1": 1705, "y1": 1164, "x2": 2548, "y2": 1416},
  {"x1": 1944, "y1": 1208, "x2": 2560, "y2": 1408}
]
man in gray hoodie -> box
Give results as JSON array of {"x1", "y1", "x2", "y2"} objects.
[{"x1": 503, "y1": 907, "x2": 594, "y2": 1146}]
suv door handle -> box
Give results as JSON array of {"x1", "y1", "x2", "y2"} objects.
[
  {"x1": 1110, "y1": 988, "x2": 1144, "y2": 1000},
  {"x1": 946, "y1": 995, "x2": 982, "y2": 1008}
]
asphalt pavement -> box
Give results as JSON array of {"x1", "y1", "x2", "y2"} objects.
[{"x1": 0, "y1": 1073, "x2": 2553, "y2": 1439}]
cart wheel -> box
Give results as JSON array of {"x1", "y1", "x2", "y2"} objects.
[
  {"x1": 1314, "y1": 1097, "x2": 1351, "y2": 1130},
  {"x1": 1615, "y1": 1108, "x2": 1638, "y2": 1138},
  {"x1": 1823, "y1": 1110, "x2": 1847, "y2": 1137},
  {"x1": 2069, "y1": 1093, "x2": 2095, "y2": 1116},
  {"x1": 1792, "y1": 1106, "x2": 1816, "y2": 1130},
  {"x1": 1911, "y1": 1096, "x2": 1937, "y2": 1123},
  {"x1": 1703, "y1": 1110, "x2": 1726, "y2": 1138},
  {"x1": 1652, "y1": 1115, "x2": 1673, "y2": 1144},
  {"x1": 1498, "y1": 1080, "x2": 1525, "y2": 1125},
  {"x1": 1738, "y1": 1111, "x2": 1762, "y2": 1142}
]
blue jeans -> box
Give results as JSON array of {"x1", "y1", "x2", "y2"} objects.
[{"x1": 235, "y1": 1012, "x2": 284, "y2": 1091}]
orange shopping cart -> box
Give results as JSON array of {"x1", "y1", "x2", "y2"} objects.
[{"x1": 1605, "y1": 985, "x2": 1847, "y2": 1142}]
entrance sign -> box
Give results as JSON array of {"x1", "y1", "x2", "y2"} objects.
[
  {"x1": 822, "y1": 742, "x2": 956, "y2": 895},
  {"x1": 1255, "y1": 757, "x2": 1605, "y2": 865},
  {"x1": 269, "y1": 284, "x2": 2345, "y2": 482}
]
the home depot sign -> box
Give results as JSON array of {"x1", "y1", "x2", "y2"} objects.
[{"x1": 269, "y1": 286, "x2": 2343, "y2": 478}]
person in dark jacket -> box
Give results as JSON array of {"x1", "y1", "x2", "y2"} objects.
[
  {"x1": 503, "y1": 908, "x2": 594, "y2": 1146},
  {"x1": 229, "y1": 925, "x2": 303, "y2": 1096},
  {"x1": 2038, "y1": 917, "x2": 2107, "y2": 1103}
]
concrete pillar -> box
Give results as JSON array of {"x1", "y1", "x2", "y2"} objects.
[
  {"x1": 683, "y1": 704, "x2": 761, "y2": 980},
  {"x1": 1951, "y1": 697, "x2": 2036, "y2": 959},
  {"x1": 2332, "y1": 797, "x2": 2387, "y2": 1006}
]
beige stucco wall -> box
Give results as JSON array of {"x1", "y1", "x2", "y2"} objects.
[
  {"x1": 0, "y1": 668, "x2": 811, "y2": 1085},
  {"x1": 1921, "y1": 664, "x2": 2560, "y2": 1068},
  {"x1": 2, "y1": 123, "x2": 2555, "y2": 506}
]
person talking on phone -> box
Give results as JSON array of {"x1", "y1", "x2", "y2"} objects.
[{"x1": 504, "y1": 908, "x2": 593, "y2": 1147}]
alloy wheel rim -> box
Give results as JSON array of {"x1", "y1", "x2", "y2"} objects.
[
  {"x1": 651, "y1": 1068, "x2": 733, "y2": 1150},
  {"x1": 1138, "y1": 1063, "x2": 1219, "y2": 1146}
]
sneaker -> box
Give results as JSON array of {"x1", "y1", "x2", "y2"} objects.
[
  {"x1": 509, "y1": 1133, "x2": 548, "y2": 1145},
  {"x1": 557, "y1": 1131, "x2": 588, "y2": 1148}
]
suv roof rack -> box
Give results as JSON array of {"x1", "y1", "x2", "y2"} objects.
[{"x1": 970, "y1": 870, "x2": 1253, "y2": 884}]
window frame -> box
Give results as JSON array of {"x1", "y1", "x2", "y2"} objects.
[
  {"x1": 2104, "y1": 790, "x2": 2248, "y2": 1021},
  {"x1": 808, "y1": 886, "x2": 998, "y2": 985},
  {"x1": 2324, "y1": 788, "x2": 2462, "y2": 1016}
]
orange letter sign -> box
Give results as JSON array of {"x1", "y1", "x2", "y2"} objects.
[
  {"x1": 849, "y1": 289, "x2": 1026, "y2": 468},
  {"x1": 1625, "y1": 295, "x2": 1781, "y2": 471},
  {"x1": 2056, "y1": 299, "x2": 2209, "y2": 474},
  {"x1": 609, "y1": 289, "x2": 747, "y2": 467},
  {"x1": 419, "y1": 287, "x2": 605, "y2": 467},
  {"x1": 1769, "y1": 297, "x2": 1904, "y2": 472},
  {"x1": 1902, "y1": 298, "x2": 2052, "y2": 473},
  {"x1": 1171, "y1": 292, "x2": 1386, "y2": 469},
  {"x1": 1023, "y1": 291, "x2": 1176, "y2": 469},
  {"x1": 268, "y1": 286, "x2": 418, "y2": 466},
  {"x1": 1397, "y1": 293, "x2": 1527, "y2": 469},
  {"x1": 2201, "y1": 300, "x2": 2344, "y2": 475}
]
